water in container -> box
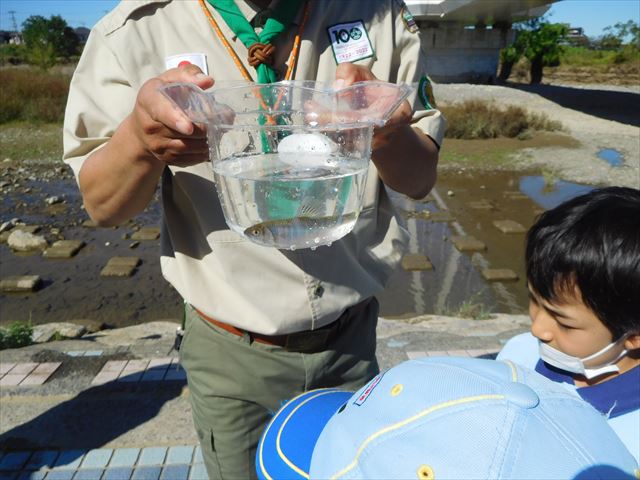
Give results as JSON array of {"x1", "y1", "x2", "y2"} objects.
[{"x1": 161, "y1": 81, "x2": 412, "y2": 249}]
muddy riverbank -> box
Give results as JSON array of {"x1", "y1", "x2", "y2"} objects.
[{"x1": 0, "y1": 160, "x2": 183, "y2": 327}]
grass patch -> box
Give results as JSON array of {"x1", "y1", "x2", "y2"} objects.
[
  {"x1": 0, "y1": 321, "x2": 33, "y2": 349},
  {"x1": 540, "y1": 167, "x2": 560, "y2": 191},
  {"x1": 0, "y1": 67, "x2": 71, "y2": 124},
  {"x1": 440, "y1": 100, "x2": 562, "y2": 140},
  {"x1": 560, "y1": 46, "x2": 640, "y2": 67},
  {"x1": 50, "y1": 331, "x2": 68, "y2": 342},
  {"x1": 0, "y1": 122, "x2": 63, "y2": 162},
  {"x1": 440, "y1": 132, "x2": 580, "y2": 169},
  {"x1": 440, "y1": 148, "x2": 512, "y2": 168},
  {"x1": 437, "y1": 294, "x2": 493, "y2": 320}
]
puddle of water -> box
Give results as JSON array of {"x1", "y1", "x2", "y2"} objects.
[
  {"x1": 519, "y1": 176, "x2": 593, "y2": 210},
  {"x1": 380, "y1": 171, "x2": 532, "y2": 318},
  {"x1": 597, "y1": 148, "x2": 623, "y2": 167},
  {"x1": 379, "y1": 170, "x2": 598, "y2": 319}
]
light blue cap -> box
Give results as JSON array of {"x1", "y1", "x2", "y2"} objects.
[{"x1": 257, "y1": 357, "x2": 638, "y2": 479}]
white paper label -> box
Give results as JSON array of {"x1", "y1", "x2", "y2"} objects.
[{"x1": 165, "y1": 53, "x2": 208, "y2": 75}]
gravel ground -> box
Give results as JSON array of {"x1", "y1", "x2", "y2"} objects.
[{"x1": 433, "y1": 82, "x2": 640, "y2": 188}]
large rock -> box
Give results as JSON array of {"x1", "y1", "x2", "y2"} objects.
[
  {"x1": 377, "y1": 314, "x2": 530, "y2": 339},
  {"x1": 0, "y1": 275, "x2": 42, "y2": 292},
  {"x1": 82, "y1": 321, "x2": 179, "y2": 347},
  {"x1": 100, "y1": 256, "x2": 141, "y2": 277},
  {"x1": 131, "y1": 227, "x2": 161, "y2": 241},
  {"x1": 32, "y1": 322, "x2": 87, "y2": 343},
  {"x1": 481, "y1": 268, "x2": 519, "y2": 282},
  {"x1": 401, "y1": 254, "x2": 433, "y2": 271},
  {"x1": 450, "y1": 235, "x2": 486, "y2": 253},
  {"x1": 43, "y1": 240, "x2": 85, "y2": 259},
  {"x1": 7, "y1": 230, "x2": 48, "y2": 252}
]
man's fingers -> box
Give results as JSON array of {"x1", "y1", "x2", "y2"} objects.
[
  {"x1": 334, "y1": 63, "x2": 377, "y2": 88},
  {"x1": 160, "y1": 64, "x2": 214, "y2": 88},
  {"x1": 383, "y1": 100, "x2": 413, "y2": 128},
  {"x1": 165, "y1": 137, "x2": 209, "y2": 154},
  {"x1": 149, "y1": 137, "x2": 209, "y2": 160},
  {"x1": 137, "y1": 78, "x2": 201, "y2": 136}
]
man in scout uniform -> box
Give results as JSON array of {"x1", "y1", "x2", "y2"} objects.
[{"x1": 63, "y1": 0, "x2": 445, "y2": 478}]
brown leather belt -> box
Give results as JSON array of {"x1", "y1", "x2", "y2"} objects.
[{"x1": 195, "y1": 297, "x2": 372, "y2": 353}]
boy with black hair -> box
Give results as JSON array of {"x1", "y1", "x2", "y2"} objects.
[{"x1": 498, "y1": 186, "x2": 640, "y2": 463}]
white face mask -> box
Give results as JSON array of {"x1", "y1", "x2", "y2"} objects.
[{"x1": 539, "y1": 335, "x2": 629, "y2": 380}]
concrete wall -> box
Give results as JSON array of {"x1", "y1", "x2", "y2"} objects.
[{"x1": 419, "y1": 22, "x2": 515, "y2": 83}]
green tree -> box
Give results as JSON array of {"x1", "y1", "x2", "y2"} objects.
[
  {"x1": 596, "y1": 33, "x2": 622, "y2": 50},
  {"x1": 604, "y1": 20, "x2": 640, "y2": 47},
  {"x1": 520, "y1": 22, "x2": 568, "y2": 84},
  {"x1": 0, "y1": 43, "x2": 27, "y2": 65},
  {"x1": 27, "y1": 42, "x2": 57, "y2": 70},
  {"x1": 498, "y1": 44, "x2": 521, "y2": 81},
  {"x1": 21, "y1": 15, "x2": 79, "y2": 68},
  {"x1": 498, "y1": 18, "x2": 567, "y2": 84}
]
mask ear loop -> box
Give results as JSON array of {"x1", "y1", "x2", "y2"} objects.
[{"x1": 581, "y1": 334, "x2": 630, "y2": 369}]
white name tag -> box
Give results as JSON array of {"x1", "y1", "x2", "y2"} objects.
[
  {"x1": 165, "y1": 53, "x2": 208, "y2": 75},
  {"x1": 327, "y1": 21, "x2": 374, "y2": 64}
]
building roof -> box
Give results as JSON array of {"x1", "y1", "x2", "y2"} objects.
[{"x1": 406, "y1": 0, "x2": 557, "y2": 24}]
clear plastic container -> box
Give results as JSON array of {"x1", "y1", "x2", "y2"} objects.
[{"x1": 161, "y1": 81, "x2": 411, "y2": 249}]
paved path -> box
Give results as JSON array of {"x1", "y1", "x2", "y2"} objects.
[{"x1": 0, "y1": 315, "x2": 529, "y2": 479}]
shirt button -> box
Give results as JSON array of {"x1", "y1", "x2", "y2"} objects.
[{"x1": 313, "y1": 285, "x2": 324, "y2": 298}]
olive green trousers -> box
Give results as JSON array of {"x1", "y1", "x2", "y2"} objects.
[{"x1": 180, "y1": 300, "x2": 380, "y2": 480}]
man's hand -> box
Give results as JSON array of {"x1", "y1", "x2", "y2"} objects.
[
  {"x1": 131, "y1": 63, "x2": 214, "y2": 167},
  {"x1": 334, "y1": 63, "x2": 412, "y2": 149},
  {"x1": 333, "y1": 63, "x2": 439, "y2": 200},
  {"x1": 78, "y1": 64, "x2": 215, "y2": 226}
]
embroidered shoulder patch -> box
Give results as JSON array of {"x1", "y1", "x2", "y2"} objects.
[
  {"x1": 418, "y1": 75, "x2": 437, "y2": 110},
  {"x1": 400, "y1": 4, "x2": 419, "y2": 34},
  {"x1": 327, "y1": 20, "x2": 375, "y2": 64}
]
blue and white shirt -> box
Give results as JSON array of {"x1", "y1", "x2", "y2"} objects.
[{"x1": 498, "y1": 332, "x2": 640, "y2": 464}]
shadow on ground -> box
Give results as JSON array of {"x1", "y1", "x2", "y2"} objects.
[
  {"x1": 505, "y1": 82, "x2": 640, "y2": 127},
  {"x1": 0, "y1": 373, "x2": 185, "y2": 470}
]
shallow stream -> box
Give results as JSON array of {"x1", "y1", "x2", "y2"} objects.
[{"x1": 0, "y1": 163, "x2": 595, "y2": 327}]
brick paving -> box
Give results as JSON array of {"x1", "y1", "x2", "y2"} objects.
[
  {"x1": 0, "y1": 357, "x2": 188, "y2": 388},
  {"x1": 91, "y1": 358, "x2": 186, "y2": 385},
  {"x1": 0, "y1": 445, "x2": 206, "y2": 480}
]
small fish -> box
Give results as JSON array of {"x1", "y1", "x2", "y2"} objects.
[{"x1": 244, "y1": 213, "x2": 357, "y2": 248}]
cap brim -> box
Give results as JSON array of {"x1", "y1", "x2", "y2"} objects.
[{"x1": 257, "y1": 389, "x2": 353, "y2": 480}]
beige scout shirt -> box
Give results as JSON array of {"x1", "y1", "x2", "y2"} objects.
[{"x1": 63, "y1": 0, "x2": 445, "y2": 335}]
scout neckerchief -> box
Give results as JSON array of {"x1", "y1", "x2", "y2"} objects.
[
  {"x1": 199, "y1": 0, "x2": 309, "y2": 85},
  {"x1": 198, "y1": 0, "x2": 313, "y2": 220}
]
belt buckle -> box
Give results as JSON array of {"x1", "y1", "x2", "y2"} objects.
[{"x1": 285, "y1": 329, "x2": 331, "y2": 353}]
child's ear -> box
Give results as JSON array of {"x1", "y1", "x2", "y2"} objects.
[{"x1": 624, "y1": 333, "x2": 640, "y2": 351}]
